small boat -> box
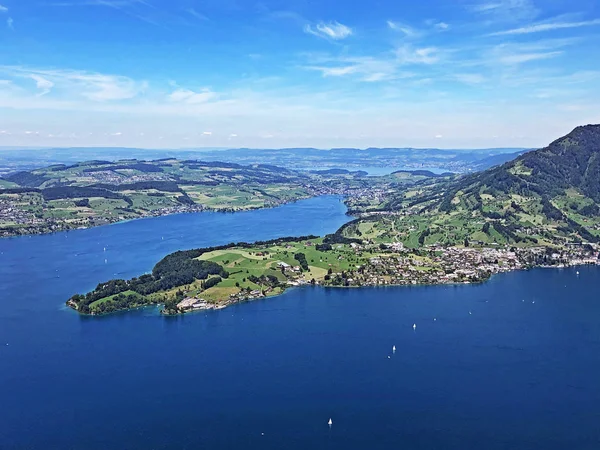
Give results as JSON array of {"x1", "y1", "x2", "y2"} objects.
[
  {"x1": 576, "y1": 271, "x2": 580, "y2": 276},
  {"x1": 413, "y1": 323, "x2": 417, "y2": 330},
  {"x1": 392, "y1": 345, "x2": 396, "y2": 352},
  {"x1": 328, "y1": 418, "x2": 333, "y2": 426}
]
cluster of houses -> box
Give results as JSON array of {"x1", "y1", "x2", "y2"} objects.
[
  {"x1": 172, "y1": 240, "x2": 600, "y2": 312},
  {"x1": 0, "y1": 198, "x2": 41, "y2": 228},
  {"x1": 305, "y1": 183, "x2": 389, "y2": 205},
  {"x1": 323, "y1": 242, "x2": 600, "y2": 288},
  {"x1": 176, "y1": 297, "x2": 222, "y2": 312},
  {"x1": 83, "y1": 170, "x2": 171, "y2": 185}
]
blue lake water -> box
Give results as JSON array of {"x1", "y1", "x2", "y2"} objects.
[{"x1": 1, "y1": 195, "x2": 600, "y2": 449}]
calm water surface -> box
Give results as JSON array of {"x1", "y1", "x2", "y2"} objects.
[{"x1": 1, "y1": 195, "x2": 599, "y2": 449}]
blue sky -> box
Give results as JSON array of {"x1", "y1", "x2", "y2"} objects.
[{"x1": 0, "y1": 0, "x2": 599, "y2": 149}]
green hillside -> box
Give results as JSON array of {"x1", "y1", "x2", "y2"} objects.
[{"x1": 347, "y1": 125, "x2": 600, "y2": 247}]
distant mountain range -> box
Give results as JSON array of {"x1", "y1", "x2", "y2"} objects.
[{"x1": 0, "y1": 146, "x2": 530, "y2": 177}]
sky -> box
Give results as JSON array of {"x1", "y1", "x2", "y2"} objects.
[{"x1": 0, "y1": 0, "x2": 599, "y2": 149}]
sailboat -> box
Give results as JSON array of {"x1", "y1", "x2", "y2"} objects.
[
  {"x1": 413, "y1": 323, "x2": 417, "y2": 330},
  {"x1": 328, "y1": 418, "x2": 333, "y2": 426},
  {"x1": 392, "y1": 345, "x2": 396, "y2": 353}
]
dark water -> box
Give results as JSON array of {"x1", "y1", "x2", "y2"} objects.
[{"x1": 1, "y1": 196, "x2": 600, "y2": 449}]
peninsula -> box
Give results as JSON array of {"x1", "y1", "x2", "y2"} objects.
[{"x1": 66, "y1": 125, "x2": 600, "y2": 315}]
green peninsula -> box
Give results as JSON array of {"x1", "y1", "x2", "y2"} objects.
[{"x1": 66, "y1": 125, "x2": 600, "y2": 316}]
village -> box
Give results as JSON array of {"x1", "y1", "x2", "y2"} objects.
[
  {"x1": 173, "y1": 240, "x2": 600, "y2": 313},
  {"x1": 323, "y1": 242, "x2": 599, "y2": 288}
]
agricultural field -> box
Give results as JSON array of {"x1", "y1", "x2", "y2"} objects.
[{"x1": 0, "y1": 159, "x2": 334, "y2": 236}]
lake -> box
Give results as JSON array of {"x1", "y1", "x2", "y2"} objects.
[{"x1": 1, "y1": 195, "x2": 599, "y2": 449}]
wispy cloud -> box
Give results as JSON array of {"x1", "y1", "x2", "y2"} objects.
[
  {"x1": 499, "y1": 51, "x2": 563, "y2": 64},
  {"x1": 396, "y1": 45, "x2": 444, "y2": 65},
  {"x1": 389, "y1": 19, "x2": 450, "y2": 37},
  {"x1": 0, "y1": 66, "x2": 146, "y2": 101},
  {"x1": 304, "y1": 21, "x2": 353, "y2": 40},
  {"x1": 487, "y1": 39, "x2": 575, "y2": 66},
  {"x1": 454, "y1": 73, "x2": 486, "y2": 84},
  {"x1": 0, "y1": 4, "x2": 7, "y2": 13},
  {"x1": 185, "y1": 8, "x2": 208, "y2": 21},
  {"x1": 387, "y1": 20, "x2": 421, "y2": 38},
  {"x1": 304, "y1": 53, "x2": 414, "y2": 82},
  {"x1": 470, "y1": 0, "x2": 538, "y2": 21},
  {"x1": 489, "y1": 18, "x2": 600, "y2": 36},
  {"x1": 30, "y1": 75, "x2": 54, "y2": 96},
  {"x1": 50, "y1": 0, "x2": 161, "y2": 26},
  {"x1": 7, "y1": 16, "x2": 13, "y2": 29},
  {"x1": 168, "y1": 88, "x2": 217, "y2": 104}
]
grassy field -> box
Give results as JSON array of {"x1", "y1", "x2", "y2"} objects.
[{"x1": 190, "y1": 239, "x2": 387, "y2": 302}]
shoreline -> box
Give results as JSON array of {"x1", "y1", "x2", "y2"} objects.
[
  {"x1": 1, "y1": 193, "x2": 343, "y2": 239},
  {"x1": 68, "y1": 261, "x2": 599, "y2": 317}
]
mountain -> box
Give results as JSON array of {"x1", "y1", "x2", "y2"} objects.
[
  {"x1": 470, "y1": 149, "x2": 530, "y2": 171},
  {"x1": 363, "y1": 125, "x2": 600, "y2": 247},
  {"x1": 440, "y1": 125, "x2": 600, "y2": 206},
  {"x1": 0, "y1": 146, "x2": 527, "y2": 176}
]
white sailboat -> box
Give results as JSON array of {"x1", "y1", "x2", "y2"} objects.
[
  {"x1": 328, "y1": 418, "x2": 333, "y2": 426},
  {"x1": 413, "y1": 323, "x2": 417, "y2": 330},
  {"x1": 392, "y1": 345, "x2": 396, "y2": 353}
]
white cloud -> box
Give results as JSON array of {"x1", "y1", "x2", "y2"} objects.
[
  {"x1": 186, "y1": 8, "x2": 208, "y2": 21},
  {"x1": 470, "y1": 0, "x2": 538, "y2": 20},
  {"x1": 484, "y1": 39, "x2": 575, "y2": 67},
  {"x1": 454, "y1": 73, "x2": 486, "y2": 84},
  {"x1": 30, "y1": 75, "x2": 54, "y2": 96},
  {"x1": 396, "y1": 46, "x2": 442, "y2": 65},
  {"x1": 0, "y1": 4, "x2": 7, "y2": 12},
  {"x1": 202, "y1": 131, "x2": 212, "y2": 136},
  {"x1": 387, "y1": 21, "x2": 420, "y2": 38},
  {"x1": 110, "y1": 132, "x2": 122, "y2": 136},
  {"x1": 363, "y1": 72, "x2": 389, "y2": 82},
  {"x1": 499, "y1": 51, "x2": 563, "y2": 64},
  {"x1": 489, "y1": 19, "x2": 600, "y2": 36},
  {"x1": 7, "y1": 16, "x2": 13, "y2": 29},
  {"x1": 168, "y1": 88, "x2": 217, "y2": 104},
  {"x1": 435, "y1": 134, "x2": 443, "y2": 138},
  {"x1": 304, "y1": 21, "x2": 352, "y2": 40},
  {"x1": 389, "y1": 20, "x2": 449, "y2": 37},
  {"x1": 307, "y1": 65, "x2": 357, "y2": 77},
  {"x1": 304, "y1": 54, "x2": 409, "y2": 82},
  {"x1": 0, "y1": 66, "x2": 145, "y2": 101}
]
